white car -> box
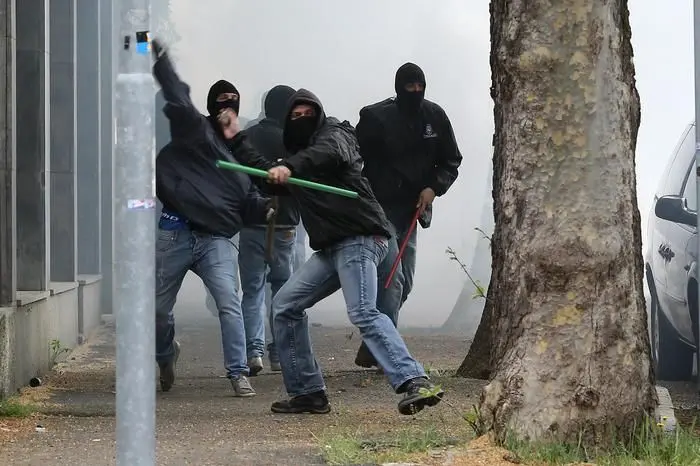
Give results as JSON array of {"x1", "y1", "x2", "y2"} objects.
[{"x1": 645, "y1": 122, "x2": 699, "y2": 381}]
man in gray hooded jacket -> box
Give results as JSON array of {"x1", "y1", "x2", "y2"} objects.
[{"x1": 238, "y1": 85, "x2": 300, "y2": 375}]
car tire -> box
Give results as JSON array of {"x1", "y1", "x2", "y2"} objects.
[{"x1": 651, "y1": 290, "x2": 694, "y2": 381}]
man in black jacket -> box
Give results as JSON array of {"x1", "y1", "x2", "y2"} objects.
[
  {"x1": 265, "y1": 89, "x2": 444, "y2": 416},
  {"x1": 354, "y1": 63, "x2": 463, "y2": 369},
  {"x1": 238, "y1": 85, "x2": 298, "y2": 375},
  {"x1": 151, "y1": 40, "x2": 271, "y2": 397}
]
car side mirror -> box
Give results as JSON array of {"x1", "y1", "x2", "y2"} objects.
[{"x1": 655, "y1": 195, "x2": 698, "y2": 227}]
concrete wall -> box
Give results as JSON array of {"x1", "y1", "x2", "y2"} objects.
[
  {"x1": 0, "y1": 0, "x2": 112, "y2": 398},
  {"x1": 0, "y1": 309, "x2": 15, "y2": 396},
  {"x1": 78, "y1": 276, "x2": 102, "y2": 344},
  {"x1": 11, "y1": 287, "x2": 78, "y2": 391}
]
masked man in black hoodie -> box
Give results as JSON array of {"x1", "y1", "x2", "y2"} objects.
[
  {"x1": 237, "y1": 85, "x2": 299, "y2": 375},
  {"x1": 353, "y1": 63, "x2": 463, "y2": 370},
  {"x1": 264, "y1": 89, "x2": 444, "y2": 416},
  {"x1": 151, "y1": 40, "x2": 272, "y2": 397}
]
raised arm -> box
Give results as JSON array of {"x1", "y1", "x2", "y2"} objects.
[{"x1": 151, "y1": 40, "x2": 205, "y2": 140}]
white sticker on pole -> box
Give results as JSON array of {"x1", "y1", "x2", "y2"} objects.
[{"x1": 127, "y1": 198, "x2": 156, "y2": 210}]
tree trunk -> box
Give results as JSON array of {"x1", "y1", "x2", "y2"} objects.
[
  {"x1": 480, "y1": 0, "x2": 657, "y2": 444},
  {"x1": 456, "y1": 301, "x2": 494, "y2": 379}
]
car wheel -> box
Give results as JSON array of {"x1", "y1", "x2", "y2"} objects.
[{"x1": 651, "y1": 291, "x2": 694, "y2": 381}]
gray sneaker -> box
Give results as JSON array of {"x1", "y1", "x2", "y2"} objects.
[
  {"x1": 270, "y1": 360, "x2": 282, "y2": 372},
  {"x1": 159, "y1": 340, "x2": 181, "y2": 392},
  {"x1": 230, "y1": 375, "x2": 256, "y2": 397},
  {"x1": 248, "y1": 356, "x2": 264, "y2": 377}
]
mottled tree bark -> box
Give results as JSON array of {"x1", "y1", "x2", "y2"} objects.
[{"x1": 479, "y1": 0, "x2": 657, "y2": 443}]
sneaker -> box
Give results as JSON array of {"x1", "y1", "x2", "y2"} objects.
[
  {"x1": 159, "y1": 340, "x2": 181, "y2": 392},
  {"x1": 269, "y1": 360, "x2": 282, "y2": 372},
  {"x1": 230, "y1": 374, "x2": 256, "y2": 397},
  {"x1": 397, "y1": 377, "x2": 444, "y2": 415},
  {"x1": 271, "y1": 390, "x2": 331, "y2": 414},
  {"x1": 354, "y1": 343, "x2": 378, "y2": 368},
  {"x1": 248, "y1": 356, "x2": 264, "y2": 377}
]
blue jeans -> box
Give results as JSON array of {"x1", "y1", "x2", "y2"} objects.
[
  {"x1": 272, "y1": 235, "x2": 426, "y2": 397},
  {"x1": 155, "y1": 229, "x2": 248, "y2": 378},
  {"x1": 377, "y1": 220, "x2": 418, "y2": 325},
  {"x1": 293, "y1": 224, "x2": 307, "y2": 271},
  {"x1": 205, "y1": 234, "x2": 239, "y2": 317},
  {"x1": 238, "y1": 226, "x2": 296, "y2": 361}
]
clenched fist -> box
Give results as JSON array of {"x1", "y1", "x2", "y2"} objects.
[{"x1": 268, "y1": 166, "x2": 292, "y2": 184}]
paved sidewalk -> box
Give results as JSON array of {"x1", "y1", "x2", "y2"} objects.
[{"x1": 0, "y1": 307, "x2": 482, "y2": 466}]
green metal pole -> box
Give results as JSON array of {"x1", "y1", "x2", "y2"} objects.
[{"x1": 216, "y1": 160, "x2": 359, "y2": 199}]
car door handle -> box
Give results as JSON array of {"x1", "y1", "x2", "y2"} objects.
[{"x1": 658, "y1": 245, "x2": 675, "y2": 261}]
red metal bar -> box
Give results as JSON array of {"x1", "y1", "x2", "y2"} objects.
[{"x1": 383, "y1": 208, "x2": 421, "y2": 289}]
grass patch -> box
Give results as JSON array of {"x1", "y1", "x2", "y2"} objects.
[
  {"x1": 319, "y1": 425, "x2": 467, "y2": 465},
  {"x1": 0, "y1": 398, "x2": 36, "y2": 418},
  {"x1": 504, "y1": 418, "x2": 700, "y2": 466}
]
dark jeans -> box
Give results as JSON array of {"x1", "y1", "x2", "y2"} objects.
[
  {"x1": 377, "y1": 219, "x2": 418, "y2": 325},
  {"x1": 238, "y1": 226, "x2": 296, "y2": 360}
]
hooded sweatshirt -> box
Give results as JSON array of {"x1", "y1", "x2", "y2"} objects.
[
  {"x1": 356, "y1": 63, "x2": 462, "y2": 229},
  {"x1": 152, "y1": 51, "x2": 271, "y2": 236},
  {"x1": 279, "y1": 89, "x2": 392, "y2": 250},
  {"x1": 243, "y1": 85, "x2": 300, "y2": 227}
]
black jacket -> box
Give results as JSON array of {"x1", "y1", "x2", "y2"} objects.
[
  {"x1": 279, "y1": 89, "x2": 392, "y2": 250},
  {"x1": 244, "y1": 118, "x2": 300, "y2": 228},
  {"x1": 153, "y1": 53, "x2": 270, "y2": 237},
  {"x1": 356, "y1": 97, "x2": 462, "y2": 227}
]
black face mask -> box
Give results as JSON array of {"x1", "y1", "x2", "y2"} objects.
[
  {"x1": 212, "y1": 98, "x2": 239, "y2": 117},
  {"x1": 396, "y1": 89, "x2": 424, "y2": 113},
  {"x1": 285, "y1": 116, "x2": 317, "y2": 152}
]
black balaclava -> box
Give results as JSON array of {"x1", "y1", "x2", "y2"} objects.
[
  {"x1": 284, "y1": 103, "x2": 322, "y2": 153},
  {"x1": 394, "y1": 62, "x2": 426, "y2": 113},
  {"x1": 285, "y1": 114, "x2": 319, "y2": 153},
  {"x1": 264, "y1": 85, "x2": 296, "y2": 125},
  {"x1": 206, "y1": 79, "x2": 240, "y2": 116}
]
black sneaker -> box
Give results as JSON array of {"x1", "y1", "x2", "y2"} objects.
[
  {"x1": 354, "y1": 342, "x2": 378, "y2": 368},
  {"x1": 159, "y1": 340, "x2": 181, "y2": 392},
  {"x1": 271, "y1": 390, "x2": 331, "y2": 414},
  {"x1": 397, "y1": 377, "x2": 444, "y2": 415}
]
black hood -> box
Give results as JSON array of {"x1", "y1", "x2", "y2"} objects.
[
  {"x1": 394, "y1": 62, "x2": 426, "y2": 93},
  {"x1": 206, "y1": 79, "x2": 239, "y2": 116},
  {"x1": 264, "y1": 85, "x2": 296, "y2": 125},
  {"x1": 283, "y1": 89, "x2": 326, "y2": 151},
  {"x1": 394, "y1": 63, "x2": 426, "y2": 113}
]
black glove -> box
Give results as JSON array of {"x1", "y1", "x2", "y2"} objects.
[{"x1": 151, "y1": 39, "x2": 166, "y2": 60}]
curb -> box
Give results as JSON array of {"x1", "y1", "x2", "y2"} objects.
[{"x1": 654, "y1": 385, "x2": 677, "y2": 432}]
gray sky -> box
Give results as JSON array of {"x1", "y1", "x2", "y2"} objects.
[{"x1": 167, "y1": 0, "x2": 693, "y2": 327}]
